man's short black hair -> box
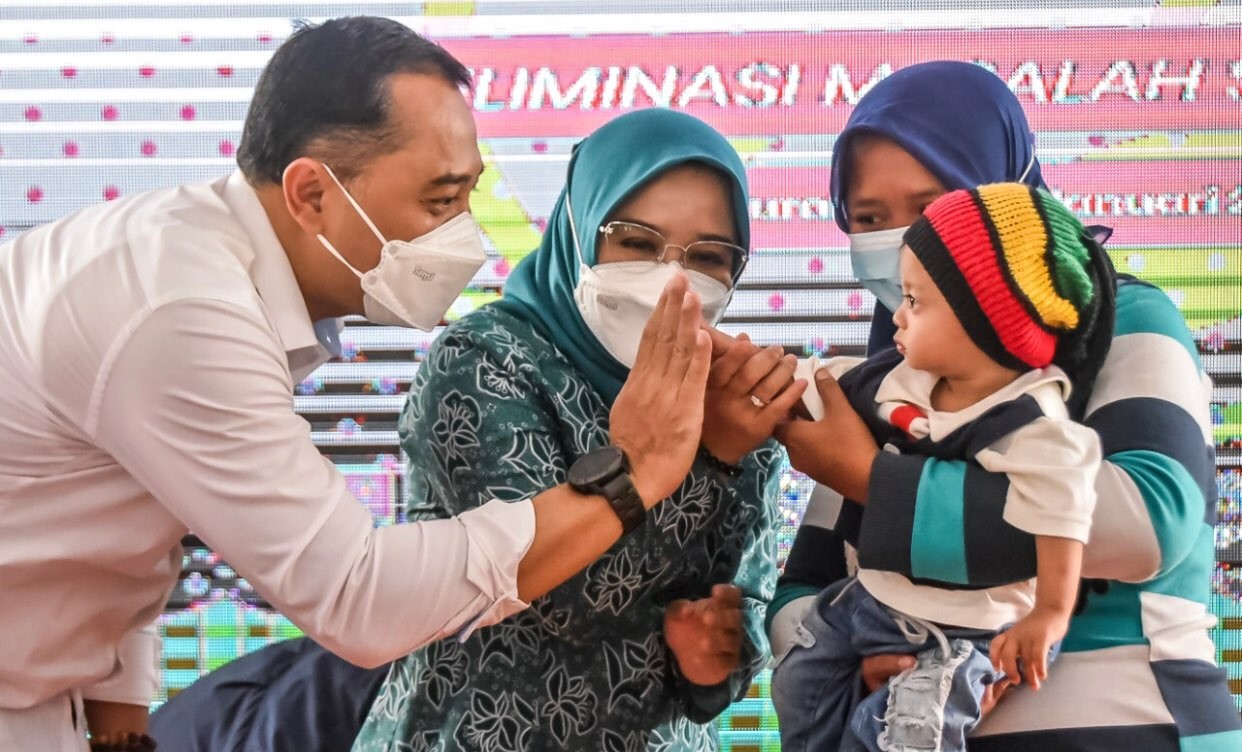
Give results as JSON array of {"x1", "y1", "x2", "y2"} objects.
[{"x1": 237, "y1": 16, "x2": 471, "y2": 185}]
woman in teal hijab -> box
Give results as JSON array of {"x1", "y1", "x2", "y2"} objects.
[
  {"x1": 497, "y1": 107, "x2": 750, "y2": 404},
  {"x1": 354, "y1": 109, "x2": 784, "y2": 751}
]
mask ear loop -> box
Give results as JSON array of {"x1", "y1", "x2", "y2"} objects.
[
  {"x1": 307, "y1": 163, "x2": 390, "y2": 279},
  {"x1": 319, "y1": 163, "x2": 389, "y2": 246},
  {"x1": 1018, "y1": 150, "x2": 1036, "y2": 183},
  {"x1": 564, "y1": 192, "x2": 591, "y2": 271}
]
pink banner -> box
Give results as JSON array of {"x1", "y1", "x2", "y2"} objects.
[
  {"x1": 441, "y1": 29, "x2": 1242, "y2": 137},
  {"x1": 745, "y1": 161, "x2": 1242, "y2": 248}
]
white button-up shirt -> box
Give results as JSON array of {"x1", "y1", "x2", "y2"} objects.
[{"x1": 0, "y1": 172, "x2": 534, "y2": 710}]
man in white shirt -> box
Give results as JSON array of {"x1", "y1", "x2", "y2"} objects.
[{"x1": 0, "y1": 17, "x2": 718, "y2": 750}]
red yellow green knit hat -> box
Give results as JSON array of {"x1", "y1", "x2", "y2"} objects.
[{"x1": 903, "y1": 183, "x2": 1099, "y2": 371}]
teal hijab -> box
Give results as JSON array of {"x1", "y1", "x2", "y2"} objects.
[{"x1": 494, "y1": 109, "x2": 750, "y2": 405}]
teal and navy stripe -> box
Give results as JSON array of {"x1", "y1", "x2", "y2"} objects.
[
  {"x1": 833, "y1": 347, "x2": 1044, "y2": 588},
  {"x1": 1087, "y1": 399, "x2": 1217, "y2": 526},
  {"x1": 861, "y1": 451, "x2": 1038, "y2": 588}
]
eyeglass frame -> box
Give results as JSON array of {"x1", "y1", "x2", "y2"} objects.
[{"x1": 596, "y1": 220, "x2": 750, "y2": 284}]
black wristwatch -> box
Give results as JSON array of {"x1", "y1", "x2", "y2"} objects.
[{"x1": 567, "y1": 445, "x2": 646, "y2": 535}]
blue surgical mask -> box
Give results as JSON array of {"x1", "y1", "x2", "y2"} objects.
[
  {"x1": 842, "y1": 152, "x2": 1038, "y2": 312},
  {"x1": 847, "y1": 225, "x2": 909, "y2": 312}
]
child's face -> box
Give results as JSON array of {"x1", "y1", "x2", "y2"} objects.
[{"x1": 892, "y1": 247, "x2": 1001, "y2": 380}]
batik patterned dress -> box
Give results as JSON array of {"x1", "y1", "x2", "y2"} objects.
[{"x1": 353, "y1": 304, "x2": 781, "y2": 752}]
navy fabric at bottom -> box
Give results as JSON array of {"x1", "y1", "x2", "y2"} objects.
[
  {"x1": 148, "y1": 637, "x2": 388, "y2": 752},
  {"x1": 969, "y1": 723, "x2": 1180, "y2": 752}
]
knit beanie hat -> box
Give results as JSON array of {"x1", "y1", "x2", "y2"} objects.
[{"x1": 903, "y1": 182, "x2": 1116, "y2": 416}]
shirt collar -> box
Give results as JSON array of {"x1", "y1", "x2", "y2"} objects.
[
  {"x1": 220, "y1": 171, "x2": 342, "y2": 370},
  {"x1": 876, "y1": 359, "x2": 1072, "y2": 439}
]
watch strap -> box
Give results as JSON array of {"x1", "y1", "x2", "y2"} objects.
[{"x1": 597, "y1": 467, "x2": 646, "y2": 535}]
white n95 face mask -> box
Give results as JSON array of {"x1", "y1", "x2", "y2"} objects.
[
  {"x1": 576, "y1": 261, "x2": 731, "y2": 367},
  {"x1": 315, "y1": 164, "x2": 486, "y2": 331},
  {"x1": 847, "y1": 225, "x2": 909, "y2": 313},
  {"x1": 565, "y1": 198, "x2": 731, "y2": 368}
]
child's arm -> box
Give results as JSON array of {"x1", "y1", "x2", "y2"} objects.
[{"x1": 990, "y1": 535, "x2": 1082, "y2": 690}]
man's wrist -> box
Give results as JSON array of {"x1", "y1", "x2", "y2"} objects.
[
  {"x1": 567, "y1": 445, "x2": 649, "y2": 531},
  {"x1": 628, "y1": 468, "x2": 662, "y2": 510}
]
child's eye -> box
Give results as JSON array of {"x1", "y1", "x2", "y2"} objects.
[{"x1": 902, "y1": 294, "x2": 917, "y2": 308}]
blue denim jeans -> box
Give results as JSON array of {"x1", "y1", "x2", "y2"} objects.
[{"x1": 771, "y1": 578, "x2": 1029, "y2": 752}]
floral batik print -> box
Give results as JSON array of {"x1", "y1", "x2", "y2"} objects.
[{"x1": 353, "y1": 306, "x2": 781, "y2": 752}]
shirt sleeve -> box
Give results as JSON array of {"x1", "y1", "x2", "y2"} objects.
[
  {"x1": 854, "y1": 281, "x2": 1212, "y2": 587},
  {"x1": 974, "y1": 417, "x2": 1101, "y2": 543},
  {"x1": 90, "y1": 299, "x2": 535, "y2": 668},
  {"x1": 79, "y1": 621, "x2": 161, "y2": 705},
  {"x1": 1077, "y1": 281, "x2": 1215, "y2": 582},
  {"x1": 400, "y1": 324, "x2": 602, "y2": 633},
  {"x1": 793, "y1": 356, "x2": 865, "y2": 420}
]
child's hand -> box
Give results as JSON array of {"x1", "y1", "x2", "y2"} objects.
[
  {"x1": 989, "y1": 606, "x2": 1070, "y2": 691},
  {"x1": 664, "y1": 584, "x2": 745, "y2": 686}
]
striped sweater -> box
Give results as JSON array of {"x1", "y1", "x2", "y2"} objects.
[{"x1": 769, "y1": 280, "x2": 1241, "y2": 750}]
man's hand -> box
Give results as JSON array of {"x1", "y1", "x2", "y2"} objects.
[
  {"x1": 990, "y1": 606, "x2": 1069, "y2": 691},
  {"x1": 774, "y1": 370, "x2": 879, "y2": 502},
  {"x1": 701, "y1": 330, "x2": 806, "y2": 465},
  {"x1": 611, "y1": 274, "x2": 712, "y2": 508},
  {"x1": 664, "y1": 584, "x2": 744, "y2": 687}
]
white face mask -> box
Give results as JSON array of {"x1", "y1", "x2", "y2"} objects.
[
  {"x1": 314, "y1": 164, "x2": 486, "y2": 330},
  {"x1": 847, "y1": 225, "x2": 909, "y2": 313},
  {"x1": 565, "y1": 198, "x2": 732, "y2": 368}
]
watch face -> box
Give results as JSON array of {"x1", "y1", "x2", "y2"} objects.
[{"x1": 571, "y1": 445, "x2": 624, "y2": 486}]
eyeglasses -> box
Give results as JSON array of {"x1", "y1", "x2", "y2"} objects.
[{"x1": 598, "y1": 221, "x2": 748, "y2": 284}]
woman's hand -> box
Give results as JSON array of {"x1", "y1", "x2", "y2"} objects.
[
  {"x1": 861, "y1": 654, "x2": 1016, "y2": 716},
  {"x1": 774, "y1": 369, "x2": 879, "y2": 502},
  {"x1": 664, "y1": 584, "x2": 745, "y2": 687},
  {"x1": 700, "y1": 329, "x2": 807, "y2": 465}
]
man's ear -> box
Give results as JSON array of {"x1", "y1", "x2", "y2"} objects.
[{"x1": 281, "y1": 158, "x2": 332, "y2": 236}]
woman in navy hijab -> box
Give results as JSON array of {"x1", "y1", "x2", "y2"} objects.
[
  {"x1": 769, "y1": 61, "x2": 1240, "y2": 751},
  {"x1": 830, "y1": 61, "x2": 1048, "y2": 355}
]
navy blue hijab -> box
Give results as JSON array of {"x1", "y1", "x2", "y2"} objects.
[
  {"x1": 829, "y1": 61, "x2": 1053, "y2": 354},
  {"x1": 831, "y1": 60, "x2": 1048, "y2": 234}
]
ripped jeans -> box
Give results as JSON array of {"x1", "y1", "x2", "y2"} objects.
[{"x1": 770, "y1": 578, "x2": 1033, "y2": 752}]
